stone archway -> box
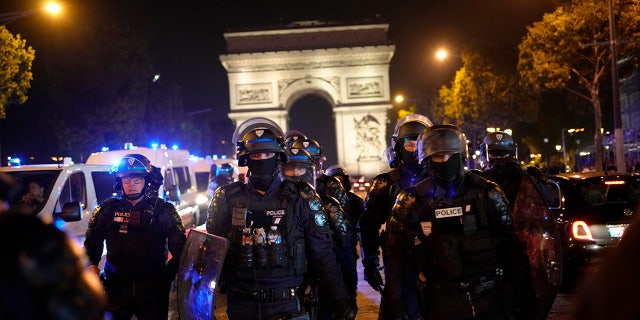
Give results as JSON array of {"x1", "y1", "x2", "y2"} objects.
[
  {"x1": 220, "y1": 21, "x2": 395, "y2": 178},
  {"x1": 288, "y1": 94, "x2": 337, "y2": 166}
]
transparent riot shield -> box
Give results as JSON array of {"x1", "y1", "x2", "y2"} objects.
[
  {"x1": 177, "y1": 229, "x2": 229, "y2": 320},
  {"x1": 512, "y1": 176, "x2": 562, "y2": 318}
]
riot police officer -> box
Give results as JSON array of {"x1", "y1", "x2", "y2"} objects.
[
  {"x1": 359, "y1": 113, "x2": 432, "y2": 319},
  {"x1": 385, "y1": 125, "x2": 536, "y2": 319},
  {"x1": 84, "y1": 154, "x2": 186, "y2": 320},
  {"x1": 476, "y1": 132, "x2": 558, "y2": 318},
  {"x1": 206, "y1": 117, "x2": 355, "y2": 320},
  {"x1": 477, "y1": 131, "x2": 555, "y2": 207},
  {"x1": 283, "y1": 144, "x2": 357, "y2": 320},
  {"x1": 325, "y1": 164, "x2": 363, "y2": 262},
  {"x1": 209, "y1": 162, "x2": 237, "y2": 197}
]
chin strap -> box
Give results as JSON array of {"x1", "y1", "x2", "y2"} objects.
[{"x1": 124, "y1": 192, "x2": 145, "y2": 201}]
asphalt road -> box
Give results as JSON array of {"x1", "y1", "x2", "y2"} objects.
[{"x1": 170, "y1": 260, "x2": 577, "y2": 319}]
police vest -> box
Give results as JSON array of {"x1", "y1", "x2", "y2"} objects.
[
  {"x1": 103, "y1": 197, "x2": 167, "y2": 277},
  {"x1": 413, "y1": 173, "x2": 500, "y2": 282},
  {"x1": 225, "y1": 181, "x2": 306, "y2": 281}
]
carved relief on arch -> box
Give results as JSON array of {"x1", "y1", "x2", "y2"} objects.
[{"x1": 278, "y1": 76, "x2": 340, "y2": 108}]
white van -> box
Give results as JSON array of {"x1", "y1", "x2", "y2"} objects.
[
  {"x1": 0, "y1": 158, "x2": 115, "y2": 241},
  {"x1": 86, "y1": 146, "x2": 207, "y2": 228}
]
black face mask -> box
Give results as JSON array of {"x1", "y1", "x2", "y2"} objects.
[
  {"x1": 429, "y1": 154, "x2": 464, "y2": 185},
  {"x1": 248, "y1": 157, "x2": 278, "y2": 191},
  {"x1": 401, "y1": 148, "x2": 420, "y2": 172}
]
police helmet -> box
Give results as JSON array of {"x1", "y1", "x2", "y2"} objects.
[
  {"x1": 389, "y1": 114, "x2": 433, "y2": 168},
  {"x1": 216, "y1": 162, "x2": 235, "y2": 179},
  {"x1": 291, "y1": 138, "x2": 325, "y2": 173},
  {"x1": 111, "y1": 154, "x2": 163, "y2": 195},
  {"x1": 325, "y1": 164, "x2": 348, "y2": 178},
  {"x1": 111, "y1": 154, "x2": 153, "y2": 177},
  {"x1": 281, "y1": 147, "x2": 316, "y2": 185},
  {"x1": 233, "y1": 117, "x2": 287, "y2": 167},
  {"x1": 284, "y1": 129, "x2": 307, "y2": 146},
  {"x1": 479, "y1": 131, "x2": 518, "y2": 168},
  {"x1": 417, "y1": 124, "x2": 468, "y2": 165}
]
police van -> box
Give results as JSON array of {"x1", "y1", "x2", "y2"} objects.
[
  {"x1": 0, "y1": 158, "x2": 114, "y2": 241},
  {"x1": 86, "y1": 145, "x2": 207, "y2": 228}
]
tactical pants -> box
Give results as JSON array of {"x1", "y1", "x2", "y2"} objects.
[
  {"x1": 226, "y1": 289, "x2": 302, "y2": 320},
  {"x1": 428, "y1": 287, "x2": 506, "y2": 320},
  {"x1": 104, "y1": 274, "x2": 172, "y2": 320}
]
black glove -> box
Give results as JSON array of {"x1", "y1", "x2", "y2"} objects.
[{"x1": 363, "y1": 259, "x2": 383, "y2": 291}]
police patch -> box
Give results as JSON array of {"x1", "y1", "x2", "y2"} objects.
[
  {"x1": 435, "y1": 207, "x2": 463, "y2": 219},
  {"x1": 314, "y1": 212, "x2": 327, "y2": 227},
  {"x1": 420, "y1": 221, "x2": 432, "y2": 236}
]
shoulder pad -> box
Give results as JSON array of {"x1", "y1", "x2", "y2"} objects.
[
  {"x1": 320, "y1": 194, "x2": 340, "y2": 207},
  {"x1": 97, "y1": 197, "x2": 118, "y2": 209},
  {"x1": 369, "y1": 172, "x2": 392, "y2": 194},
  {"x1": 465, "y1": 171, "x2": 497, "y2": 190},
  {"x1": 525, "y1": 166, "x2": 545, "y2": 180},
  {"x1": 225, "y1": 180, "x2": 244, "y2": 193}
]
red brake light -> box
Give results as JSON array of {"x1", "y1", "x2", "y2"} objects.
[{"x1": 572, "y1": 221, "x2": 594, "y2": 241}]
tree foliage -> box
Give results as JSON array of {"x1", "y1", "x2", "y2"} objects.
[
  {"x1": 0, "y1": 26, "x2": 35, "y2": 119},
  {"x1": 518, "y1": 0, "x2": 640, "y2": 171},
  {"x1": 437, "y1": 50, "x2": 539, "y2": 148}
]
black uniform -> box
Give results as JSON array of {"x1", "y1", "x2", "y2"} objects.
[
  {"x1": 206, "y1": 177, "x2": 351, "y2": 320},
  {"x1": 476, "y1": 162, "x2": 555, "y2": 209},
  {"x1": 85, "y1": 196, "x2": 186, "y2": 320},
  {"x1": 385, "y1": 171, "x2": 536, "y2": 319},
  {"x1": 315, "y1": 174, "x2": 358, "y2": 319},
  {"x1": 359, "y1": 166, "x2": 422, "y2": 318}
]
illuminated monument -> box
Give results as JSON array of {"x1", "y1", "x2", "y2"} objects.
[{"x1": 220, "y1": 20, "x2": 395, "y2": 178}]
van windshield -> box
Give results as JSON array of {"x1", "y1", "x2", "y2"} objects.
[{"x1": 4, "y1": 169, "x2": 62, "y2": 215}]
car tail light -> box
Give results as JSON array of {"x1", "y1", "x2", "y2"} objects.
[
  {"x1": 605, "y1": 180, "x2": 625, "y2": 185},
  {"x1": 572, "y1": 221, "x2": 594, "y2": 241}
]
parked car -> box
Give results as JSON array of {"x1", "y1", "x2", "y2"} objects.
[
  {"x1": 548, "y1": 171, "x2": 640, "y2": 291},
  {"x1": 0, "y1": 158, "x2": 114, "y2": 242}
]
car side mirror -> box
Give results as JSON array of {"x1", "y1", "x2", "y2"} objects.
[
  {"x1": 165, "y1": 184, "x2": 180, "y2": 202},
  {"x1": 55, "y1": 201, "x2": 82, "y2": 222}
]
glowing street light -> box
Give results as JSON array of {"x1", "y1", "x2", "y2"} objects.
[
  {"x1": 0, "y1": 1, "x2": 62, "y2": 25},
  {"x1": 435, "y1": 49, "x2": 449, "y2": 61}
]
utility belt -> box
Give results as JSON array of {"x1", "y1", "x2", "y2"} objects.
[
  {"x1": 229, "y1": 286, "x2": 299, "y2": 302},
  {"x1": 434, "y1": 277, "x2": 497, "y2": 295}
]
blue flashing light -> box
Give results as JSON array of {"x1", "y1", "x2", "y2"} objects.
[
  {"x1": 151, "y1": 143, "x2": 159, "y2": 149},
  {"x1": 221, "y1": 155, "x2": 228, "y2": 159},
  {"x1": 101, "y1": 146, "x2": 109, "y2": 152},
  {"x1": 171, "y1": 144, "x2": 179, "y2": 150},
  {"x1": 53, "y1": 218, "x2": 66, "y2": 231},
  {"x1": 212, "y1": 155, "x2": 219, "y2": 160},
  {"x1": 9, "y1": 158, "x2": 21, "y2": 165}
]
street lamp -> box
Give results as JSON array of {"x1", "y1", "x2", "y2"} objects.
[
  {"x1": 544, "y1": 138, "x2": 550, "y2": 168},
  {"x1": 608, "y1": 0, "x2": 625, "y2": 173},
  {"x1": 0, "y1": 2, "x2": 61, "y2": 25}
]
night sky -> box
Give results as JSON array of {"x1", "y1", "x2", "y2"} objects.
[{"x1": 0, "y1": 0, "x2": 560, "y2": 163}]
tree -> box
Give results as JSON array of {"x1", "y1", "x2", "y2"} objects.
[
  {"x1": 518, "y1": 0, "x2": 640, "y2": 171},
  {"x1": 0, "y1": 26, "x2": 35, "y2": 119},
  {"x1": 437, "y1": 50, "x2": 539, "y2": 153}
]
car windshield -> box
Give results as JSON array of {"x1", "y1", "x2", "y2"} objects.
[
  {"x1": 4, "y1": 169, "x2": 62, "y2": 214},
  {"x1": 580, "y1": 178, "x2": 640, "y2": 206}
]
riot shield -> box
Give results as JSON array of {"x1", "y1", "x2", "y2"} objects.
[
  {"x1": 177, "y1": 229, "x2": 229, "y2": 320},
  {"x1": 512, "y1": 176, "x2": 562, "y2": 318}
]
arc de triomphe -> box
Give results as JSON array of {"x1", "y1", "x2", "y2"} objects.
[{"x1": 220, "y1": 21, "x2": 395, "y2": 178}]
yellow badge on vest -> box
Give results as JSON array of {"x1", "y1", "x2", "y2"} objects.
[{"x1": 420, "y1": 221, "x2": 432, "y2": 236}]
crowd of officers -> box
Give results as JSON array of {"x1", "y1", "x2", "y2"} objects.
[{"x1": 0, "y1": 113, "x2": 557, "y2": 320}]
